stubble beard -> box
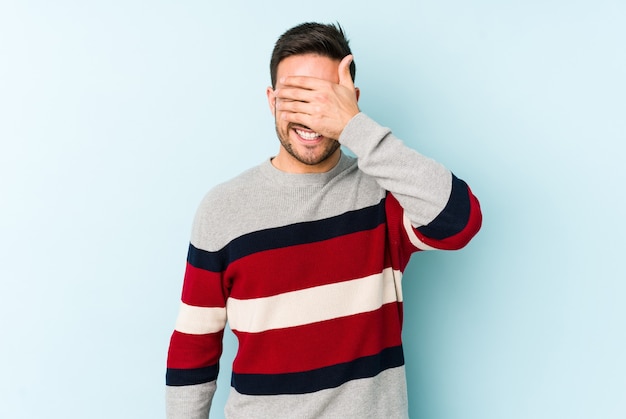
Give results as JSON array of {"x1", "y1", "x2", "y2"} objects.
[{"x1": 275, "y1": 121, "x2": 340, "y2": 166}]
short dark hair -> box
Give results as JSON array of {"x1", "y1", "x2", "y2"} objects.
[{"x1": 270, "y1": 22, "x2": 356, "y2": 88}]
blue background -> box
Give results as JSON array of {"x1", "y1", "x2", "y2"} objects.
[{"x1": 1, "y1": 1, "x2": 624, "y2": 418}]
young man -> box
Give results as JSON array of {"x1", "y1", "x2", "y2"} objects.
[{"x1": 166, "y1": 22, "x2": 482, "y2": 418}]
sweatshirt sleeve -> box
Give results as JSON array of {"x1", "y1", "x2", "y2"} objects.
[
  {"x1": 338, "y1": 113, "x2": 482, "y2": 251},
  {"x1": 165, "y1": 197, "x2": 230, "y2": 418}
]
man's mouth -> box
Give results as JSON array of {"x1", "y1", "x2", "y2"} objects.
[{"x1": 294, "y1": 127, "x2": 322, "y2": 141}]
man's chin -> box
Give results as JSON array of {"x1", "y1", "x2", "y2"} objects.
[{"x1": 291, "y1": 144, "x2": 340, "y2": 166}]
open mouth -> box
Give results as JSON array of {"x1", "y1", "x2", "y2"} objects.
[{"x1": 294, "y1": 126, "x2": 323, "y2": 142}]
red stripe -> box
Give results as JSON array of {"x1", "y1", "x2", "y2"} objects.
[
  {"x1": 228, "y1": 224, "x2": 392, "y2": 299},
  {"x1": 167, "y1": 330, "x2": 224, "y2": 369},
  {"x1": 416, "y1": 187, "x2": 482, "y2": 250},
  {"x1": 385, "y1": 194, "x2": 420, "y2": 271},
  {"x1": 181, "y1": 263, "x2": 226, "y2": 307},
  {"x1": 231, "y1": 302, "x2": 403, "y2": 374}
]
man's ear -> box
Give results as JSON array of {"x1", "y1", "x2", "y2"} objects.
[{"x1": 266, "y1": 86, "x2": 276, "y2": 116}]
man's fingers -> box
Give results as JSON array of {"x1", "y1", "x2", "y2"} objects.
[
  {"x1": 279, "y1": 109, "x2": 311, "y2": 128},
  {"x1": 280, "y1": 55, "x2": 354, "y2": 91},
  {"x1": 276, "y1": 98, "x2": 311, "y2": 114},
  {"x1": 275, "y1": 86, "x2": 312, "y2": 103},
  {"x1": 278, "y1": 75, "x2": 324, "y2": 90}
]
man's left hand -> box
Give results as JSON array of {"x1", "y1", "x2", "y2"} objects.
[{"x1": 274, "y1": 55, "x2": 360, "y2": 141}]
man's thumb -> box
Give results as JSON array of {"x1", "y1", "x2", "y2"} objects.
[{"x1": 338, "y1": 54, "x2": 354, "y2": 87}]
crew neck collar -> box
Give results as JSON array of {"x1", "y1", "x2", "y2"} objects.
[{"x1": 260, "y1": 152, "x2": 354, "y2": 187}]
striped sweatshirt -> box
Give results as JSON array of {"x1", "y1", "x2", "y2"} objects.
[{"x1": 166, "y1": 113, "x2": 482, "y2": 418}]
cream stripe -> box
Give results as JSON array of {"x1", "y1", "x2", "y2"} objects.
[
  {"x1": 174, "y1": 302, "x2": 226, "y2": 335},
  {"x1": 227, "y1": 268, "x2": 403, "y2": 334},
  {"x1": 393, "y1": 269, "x2": 404, "y2": 303},
  {"x1": 403, "y1": 213, "x2": 437, "y2": 251}
]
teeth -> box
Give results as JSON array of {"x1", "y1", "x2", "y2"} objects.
[{"x1": 295, "y1": 129, "x2": 322, "y2": 140}]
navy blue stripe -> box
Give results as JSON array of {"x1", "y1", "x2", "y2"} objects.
[
  {"x1": 417, "y1": 174, "x2": 471, "y2": 240},
  {"x1": 231, "y1": 345, "x2": 404, "y2": 396},
  {"x1": 166, "y1": 364, "x2": 219, "y2": 386},
  {"x1": 188, "y1": 199, "x2": 387, "y2": 272}
]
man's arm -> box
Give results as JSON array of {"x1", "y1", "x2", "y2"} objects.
[
  {"x1": 166, "y1": 382, "x2": 215, "y2": 419},
  {"x1": 275, "y1": 54, "x2": 481, "y2": 249},
  {"x1": 338, "y1": 113, "x2": 482, "y2": 250},
  {"x1": 166, "y1": 199, "x2": 230, "y2": 418}
]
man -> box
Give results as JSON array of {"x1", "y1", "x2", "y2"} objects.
[{"x1": 166, "y1": 22, "x2": 482, "y2": 418}]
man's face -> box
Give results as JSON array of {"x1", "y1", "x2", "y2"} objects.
[{"x1": 267, "y1": 54, "x2": 342, "y2": 173}]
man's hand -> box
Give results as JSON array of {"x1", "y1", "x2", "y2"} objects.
[{"x1": 274, "y1": 55, "x2": 360, "y2": 141}]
